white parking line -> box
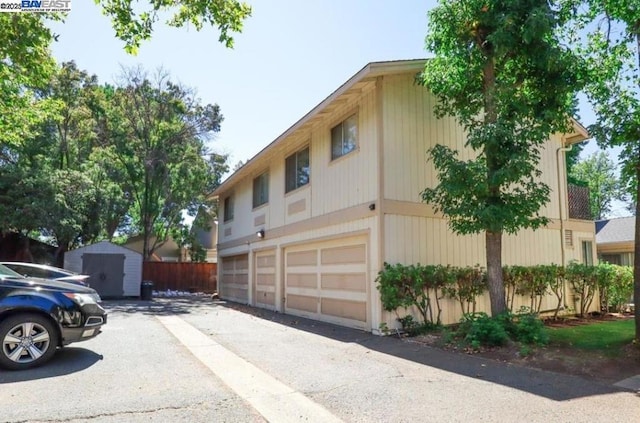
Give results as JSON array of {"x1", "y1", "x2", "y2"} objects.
[{"x1": 157, "y1": 315, "x2": 343, "y2": 423}]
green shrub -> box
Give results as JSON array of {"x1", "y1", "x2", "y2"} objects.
[
  {"x1": 456, "y1": 313, "x2": 509, "y2": 349},
  {"x1": 513, "y1": 311, "x2": 549, "y2": 345}
]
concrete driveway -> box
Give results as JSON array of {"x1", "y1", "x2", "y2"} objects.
[{"x1": 1, "y1": 297, "x2": 638, "y2": 422}]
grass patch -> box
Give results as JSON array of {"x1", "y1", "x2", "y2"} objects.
[{"x1": 547, "y1": 319, "x2": 635, "y2": 356}]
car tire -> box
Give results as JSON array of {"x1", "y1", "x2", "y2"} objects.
[{"x1": 0, "y1": 313, "x2": 59, "y2": 370}]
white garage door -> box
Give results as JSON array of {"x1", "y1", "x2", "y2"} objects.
[
  {"x1": 220, "y1": 254, "x2": 249, "y2": 303},
  {"x1": 284, "y1": 236, "x2": 368, "y2": 329}
]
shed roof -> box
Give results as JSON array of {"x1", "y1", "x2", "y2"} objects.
[{"x1": 595, "y1": 216, "x2": 635, "y2": 244}]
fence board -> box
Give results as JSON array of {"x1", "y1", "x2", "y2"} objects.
[{"x1": 142, "y1": 262, "x2": 217, "y2": 293}]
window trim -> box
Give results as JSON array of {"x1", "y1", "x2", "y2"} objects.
[
  {"x1": 330, "y1": 112, "x2": 358, "y2": 161},
  {"x1": 252, "y1": 171, "x2": 270, "y2": 209},
  {"x1": 223, "y1": 194, "x2": 234, "y2": 222},
  {"x1": 285, "y1": 145, "x2": 310, "y2": 194}
]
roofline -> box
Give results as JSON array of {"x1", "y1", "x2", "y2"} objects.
[
  {"x1": 211, "y1": 59, "x2": 426, "y2": 198},
  {"x1": 566, "y1": 118, "x2": 589, "y2": 144},
  {"x1": 212, "y1": 58, "x2": 590, "y2": 197}
]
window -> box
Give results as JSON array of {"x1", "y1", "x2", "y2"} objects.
[
  {"x1": 581, "y1": 240, "x2": 593, "y2": 266},
  {"x1": 331, "y1": 114, "x2": 357, "y2": 160},
  {"x1": 223, "y1": 195, "x2": 234, "y2": 222},
  {"x1": 285, "y1": 147, "x2": 310, "y2": 193},
  {"x1": 253, "y1": 172, "x2": 269, "y2": 208}
]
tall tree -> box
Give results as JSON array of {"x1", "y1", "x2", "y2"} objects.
[
  {"x1": 562, "y1": 0, "x2": 640, "y2": 338},
  {"x1": 420, "y1": 0, "x2": 580, "y2": 316},
  {"x1": 570, "y1": 151, "x2": 624, "y2": 219},
  {"x1": 104, "y1": 67, "x2": 223, "y2": 260}
]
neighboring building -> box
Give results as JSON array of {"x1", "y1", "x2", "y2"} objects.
[
  {"x1": 596, "y1": 216, "x2": 635, "y2": 266},
  {"x1": 212, "y1": 59, "x2": 594, "y2": 332},
  {"x1": 124, "y1": 235, "x2": 183, "y2": 262}
]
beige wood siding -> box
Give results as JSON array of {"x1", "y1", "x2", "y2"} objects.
[
  {"x1": 254, "y1": 249, "x2": 277, "y2": 310},
  {"x1": 381, "y1": 73, "x2": 562, "y2": 219},
  {"x1": 220, "y1": 254, "x2": 249, "y2": 303},
  {"x1": 284, "y1": 236, "x2": 369, "y2": 329}
]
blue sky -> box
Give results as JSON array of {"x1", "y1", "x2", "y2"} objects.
[
  {"x1": 51, "y1": 0, "x2": 439, "y2": 166},
  {"x1": 49, "y1": 1, "x2": 628, "y2": 217}
]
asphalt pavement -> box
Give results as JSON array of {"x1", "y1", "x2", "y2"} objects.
[{"x1": 1, "y1": 297, "x2": 639, "y2": 422}]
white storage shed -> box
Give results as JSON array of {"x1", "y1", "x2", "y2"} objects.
[{"x1": 64, "y1": 241, "x2": 143, "y2": 297}]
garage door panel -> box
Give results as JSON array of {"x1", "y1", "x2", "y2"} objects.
[
  {"x1": 287, "y1": 250, "x2": 317, "y2": 266},
  {"x1": 321, "y1": 298, "x2": 367, "y2": 322},
  {"x1": 286, "y1": 273, "x2": 317, "y2": 288},
  {"x1": 257, "y1": 273, "x2": 275, "y2": 286},
  {"x1": 256, "y1": 290, "x2": 276, "y2": 306},
  {"x1": 321, "y1": 273, "x2": 366, "y2": 292},
  {"x1": 287, "y1": 294, "x2": 318, "y2": 313},
  {"x1": 321, "y1": 244, "x2": 366, "y2": 265},
  {"x1": 254, "y1": 250, "x2": 277, "y2": 310}
]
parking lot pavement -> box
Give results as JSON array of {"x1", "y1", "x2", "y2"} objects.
[
  {"x1": 167, "y1": 298, "x2": 640, "y2": 423},
  {"x1": 3, "y1": 297, "x2": 639, "y2": 423},
  {"x1": 0, "y1": 302, "x2": 265, "y2": 423}
]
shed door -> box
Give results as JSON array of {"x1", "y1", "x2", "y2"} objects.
[
  {"x1": 254, "y1": 250, "x2": 276, "y2": 310},
  {"x1": 284, "y1": 236, "x2": 368, "y2": 330},
  {"x1": 83, "y1": 253, "x2": 125, "y2": 297}
]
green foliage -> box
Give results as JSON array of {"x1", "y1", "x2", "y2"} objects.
[
  {"x1": 96, "y1": 0, "x2": 252, "y2": 54},
  {"x1": 547, "y1": 319, "x2": 634, "y2": 356},
  {"x1": 513, "y1": 309, "x2": 549, "y2": 345},
  {"x1": 565, "y1": 262, "x2": 598, "y2": 317},
  {"x1": 420, "y1": 0, "x2": 580, "y2": 318},
  {"x1": 598, "y1": 263, "x2": 634, "y2": 313},
  {"x1": 569, "y1": 151, "x2": 625, "y2": 219},
  {"x1": 456, "y1": 309, "x2": 547, "y2": 350},
  {"x1": 100, "y1": 67, "x2": 224, "y2": 260},
  {"x1": 457, "y1": 313, "x2": 509, "y2": 349},
  {"x1": 442, "y1": 265, "x2": 487, "y2": 315}
]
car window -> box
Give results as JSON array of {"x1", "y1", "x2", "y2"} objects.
[{"x1": 0, "y1": 264, "x2": 24, "y2": 278}]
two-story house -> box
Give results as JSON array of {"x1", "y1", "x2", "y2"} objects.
[{"x1": 212, "y1": 59, "x2": 593, "y2": 333}]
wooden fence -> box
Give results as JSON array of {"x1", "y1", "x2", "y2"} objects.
[{"x1": 142, "y1": 262, "x2": 217, "y2": 293}]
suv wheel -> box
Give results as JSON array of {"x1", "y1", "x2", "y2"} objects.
[{"x1": 0, "y1": 314, "x2": 59, "y2": 370}]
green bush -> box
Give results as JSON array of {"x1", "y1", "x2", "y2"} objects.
[
  {"x1": 456, "y1": 313, "x2": 509, "y2": 349},
  {"x1": 513, "y1": 311, "x2": 549, "y2": 345}
]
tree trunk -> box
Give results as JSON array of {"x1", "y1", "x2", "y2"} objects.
[
  {"x1": 634, "y1": 29, "x2": 640, "y2": 342},
  {"x1": 486, "y1": 231, "x2": 506, "y2": 316}
]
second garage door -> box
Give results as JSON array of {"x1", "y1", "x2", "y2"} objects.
[{"x1": 284, "y1": 236, "x2": 368, "y2": 329}]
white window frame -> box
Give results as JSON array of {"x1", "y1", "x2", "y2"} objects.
[
  {"x1": 285, "y1": 146, "x2": 310, "y2": 193},
  {"x1": 223, "y1": 195, "x2": 234, "y2": 222},
  {"x1": 253, "y1": 171, "x2": 269, "y2": 209},
  {"x1": 330, "y1": 113, "x2": 358, "y2": 160}
]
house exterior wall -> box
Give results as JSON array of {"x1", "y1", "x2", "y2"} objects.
[
  {"x1": 215, "y1": 61, "x2": 596, "y2": 332},
  {"x1": 64, "y1": 241, "x2": 143, "y2": 296},
  {"x1": 376, "y1": 73, "x2": 596, "y2": 326}
]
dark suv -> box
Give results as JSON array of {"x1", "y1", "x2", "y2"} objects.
[{"x1": 0, "y1": 264, "x2": 106, "y2": 370}]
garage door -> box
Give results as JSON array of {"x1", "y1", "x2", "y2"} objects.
[
  {"x1": 254, "y1": 249, "x2": 276, "y2": 310},
  {"x1": 284, "y1": 236, "x2": 368, "y2": 329},
  {"x1": 220, "y1": 254, "x2": 249, "y2": 303}
]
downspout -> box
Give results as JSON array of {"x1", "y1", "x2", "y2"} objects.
[{"x1": 557, "y1": 139, "x2": 572, "y2": 268}]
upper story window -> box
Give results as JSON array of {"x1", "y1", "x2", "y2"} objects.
[
  {"x1": 223, "y1": 195, "x2": 234, "y2": 222},
  {"x1": 331, "y1": 113, "x2": 358, "y2": 160},
  {"x1": 253, "y1": 172, "x2": 269, "y2": 208},
  {"x1": 285, "y1": 147, "x2": 310, "y2": 193}
]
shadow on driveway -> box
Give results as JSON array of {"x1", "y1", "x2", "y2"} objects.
[
  {"x1": 0, "y1": 347, "x2": 103, "y2": 383},
  {"x1": 105, "y1": 297, "x2": 630, "y2": 401}
]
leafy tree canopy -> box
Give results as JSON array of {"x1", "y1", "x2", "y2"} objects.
[
  {"x1": 95, "y1": 0, "x2": 252, "y2": 54},
  {"x1": 420, "y1": 0, "x2": 581, "y2": 316}
]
